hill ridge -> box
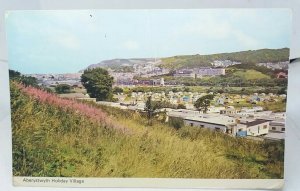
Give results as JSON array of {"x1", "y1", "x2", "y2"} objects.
[{"x1": 81, "y1": 48, "x2": 289, "y2": 72}]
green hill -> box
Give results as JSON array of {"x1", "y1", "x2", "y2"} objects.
[
  {"x1": 161, "y1": 48, "x2": 289, "y2": 69},
  {"x1": 232, "y1": 69, "x2": 271, "y2": 80},
  {"x1": 11, "y1": 82, "x2": 284, "y2": 178}
]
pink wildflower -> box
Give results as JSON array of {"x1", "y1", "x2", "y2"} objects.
[{"x1": 15, "y1": 83, "x2": 129, "y2": 133}]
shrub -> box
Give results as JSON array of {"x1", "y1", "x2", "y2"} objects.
[
  {"x1": 55, "y1": 84, "x2": 72, "y2": 94},
  {"x1": 168, "y1": 117, "x2": 184, "y2": 129}
]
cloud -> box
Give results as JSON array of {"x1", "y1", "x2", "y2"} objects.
[
  {"x1": 179, "y1": 12, "x2": 263, "y2": 49},
  {"x1": 233, "y1": 30, "x2": 261, "y2": 49},
  {"x1": 180, "y1": 13, "x2": 232, "y2": 40},
  {"x1": 123, "y1": 40, "x2": 139, "y2": 50},
  {"x1": 183, "y1": 20, "x2": 231, "y2": 40},
  {"x1": 51, "y1": 33, "x2": 81, "y2": 50}
]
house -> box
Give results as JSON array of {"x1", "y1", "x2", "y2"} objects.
[
  {"x1": 269, "y1": 121, "x2": 285, "y2": 132},
  {"x1": 220, "y1": 106, "x2": 238, "y2": 116},
  {"x1": 182, "y1": 96, "x2": 190, "y2": 102},
  {"x1": 167, "y1": 109, "x2": 200, "y2": 119},
  {"x1": 195, "y1": 67, "x2": 225, "y2": 77},
  {"x1": 235, "y1": 119, "x2": 270, "y2": 137},
  {"x1": 183, "y1": 115, "x2": 236, "y2": 134},
  {"x1": 207, "y1": 106, "x2": 225, "y2": 113},
  {"x1": 174, "y1": 69, "x2": 195, "y2": 78},
  {"x1": 216, "y1": 98, "x2": 225, "y2": 105}
]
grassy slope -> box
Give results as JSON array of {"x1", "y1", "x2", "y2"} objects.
[
  {"x1": 160, "y1": 48, "x2": 289, "y2": 70},
  {"x1": 11, "y1": 83, "x2": 284, "y2": 178},
  {"x1": 233, "y1": 69, "x2": 271, "y2": 80}
]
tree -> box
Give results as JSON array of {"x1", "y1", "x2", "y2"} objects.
[
  {"x1": 55, "y1": 84, "x2": 72, "y2": 94},
  {"x1": 81, "y1": 68, "x2": 114, "y2": 101},
  {"x1": 177, "y1": 103, "x2": 186, "y2": 109},
  {"x1": 183, "y1": 87, "x2": 190, "y2": 92},
  {"x1": 113, "y1": 86, "x2": 123, "y2": 94},
  {"x1": 9, "y1": 70, "x2": 21, "y2": 79},
  {"x1": 194, "y1": 94, "x2": 215, "y2": 113},
  {"x1": 144, "y1": 96, "x2": 162, "y2": 125},
  {"x1": 277, "y1": 87, "x2": 287, "y2": 95},
  {"x1": 9, "y1": 69, "x2": 38, "y2": 87},
  {"x1": 20, "y1": 76, "x2": 38, "y2": 87},
  {"x1": 168, "y1": 117, "x2": 184, "y2": 130}
]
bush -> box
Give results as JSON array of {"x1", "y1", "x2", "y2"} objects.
[
  {"x1": 113, "y1": 87, "x2": 123, "y2": 94},
  {"x1": 177, "y1": 103, "x2": 186, "y2": 109},
  {"x1": 55, "y1": 84, "x2": 72, "y2": 94},
  {"x1": 168, "y1": 117, "x2": 184, "y2": 129}
]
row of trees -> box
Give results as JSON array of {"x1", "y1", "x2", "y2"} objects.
[
  {"x1": 9, "y1": 70, "x2": 38, "y2": 87},
  {"x1": 10, "y1": 70, "x2": 75, "y2": 94}
]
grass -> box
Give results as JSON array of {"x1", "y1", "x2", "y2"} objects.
[
  {"x1": 11, "y1": 82, "x2": 284, "y2": 178},
  {"x1": 233, "y1": 69, "x2": 271, "y2": 80}
]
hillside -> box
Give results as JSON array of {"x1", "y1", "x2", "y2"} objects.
[
  {"x1": 80, "y1": 58, "x2": 160, "y2": 72},
  {"x1": 81, "y1": 48, "x2": 289, "y2": 72},
  {"x1": 160, "y1": 48, "x2": 289, "y2": 69},
  {"x1": 233, "y1": 69, "x2": 270, "y2": 80},
  {"x1": 11, "y1": 82, "x2": 284, "y2": 178}
]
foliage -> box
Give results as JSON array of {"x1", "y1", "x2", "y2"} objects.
[
  {"x1": 194, "y1": 94, "x2": 215, "y2": 113},
  {"x1": 13, "y1": 82, "x2": 127, "y2": 132},
  {"x1": 177, "y1": 103, "x2": 186, "y2": 109},
  {"x1": 55, "y1": 84, "x2": 72, "y2": 94},
  {"x1": 232, "y1": 69, "x2": 270, "y2": 80},
  {"x1": 11, "y1": 82, "x2": 284, "y2": 178},
  {"x1": 113, "y1": 86, "x2": 124, "y2": 94},
  {"x1": 144, "y1": 96, "x2": 163, "y2": 125},
  {"x1": 168, "y1": 117, "x2": 184, "y2": 130},
  {"x1": 81, "y1": 68, "x2": 114, "y2": 101},
  {"x1": 9, "y1": 70, "x2": 22, "y2": 79},
  {"x1": 277, "y1": 87, "x2": 287, "y2": 95},
  {"x1": 9, "y1": 69, "x2": 38, "y2": 87},
  {"x1": 133, "y1": 70, "x2": 287, "y2": 88}
]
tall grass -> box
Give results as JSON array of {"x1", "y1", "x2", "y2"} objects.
[
  {"x1": 15, "y1": 82, "x2": 128, "y2": 133},
  {"x1": 11, "y1": 82, "x2": 284, "y2": 178}
]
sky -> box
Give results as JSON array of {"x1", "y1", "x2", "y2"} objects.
[{"x1": 5, "y1": 9, "x2": 292, "y2": 74}]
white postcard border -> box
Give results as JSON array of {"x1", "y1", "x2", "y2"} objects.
[{"x1": 14, "y1": 177, "x2": 284, "y2": 189}]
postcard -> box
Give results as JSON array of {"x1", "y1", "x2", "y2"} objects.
[{"x1": 6, "y1": 9, "x2": 291, "y2": 189}]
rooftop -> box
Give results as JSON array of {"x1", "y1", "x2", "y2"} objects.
[
  {"x1": 240, "y1": 119, "x2": 271, "y2": 127},
  {"x1": 184, "y1": 115, "x2": 236, "y2": 126}
]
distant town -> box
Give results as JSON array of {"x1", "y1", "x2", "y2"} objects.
[{"x1": 27, "y1": 59, "x2": 288, "y2": 87}]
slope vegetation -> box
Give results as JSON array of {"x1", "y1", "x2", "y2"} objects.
[
  {"x1": 11, "y1": 82, "x2": 284, "y2": 178},
  {"x1": 161, "y1": 48, "x2": 289, "y2": 69}
]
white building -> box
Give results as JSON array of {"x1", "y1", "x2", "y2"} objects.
[
  {"x1": 195, "y1": 68, "x2": 225, "y2": 77},
  {"x1": 174, "y1": 69, "x2": 195, "y2": 78},
  {"x1": 269, "y1": 121, "x2": 285, "y2": 132},
  {"x1": 184, "y1": 115, "x2": 236, "y2": 134},
  {"x1": 167, "y1": 109, "x2": 200, "y2": 119},
  {"x1": 207, "y1": 106, "x2": 226, "y2": 113},
  {"x1": 235, "y1": 119, "x2": 270, "y2": 136}
]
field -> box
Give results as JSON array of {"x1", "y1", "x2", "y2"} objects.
[
  {"x1": 232, "y1": 69, "x2": 270, "y2": 80},
  {"x1": 11, "y1": 82, "x2": 284, "y2": 178}
]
